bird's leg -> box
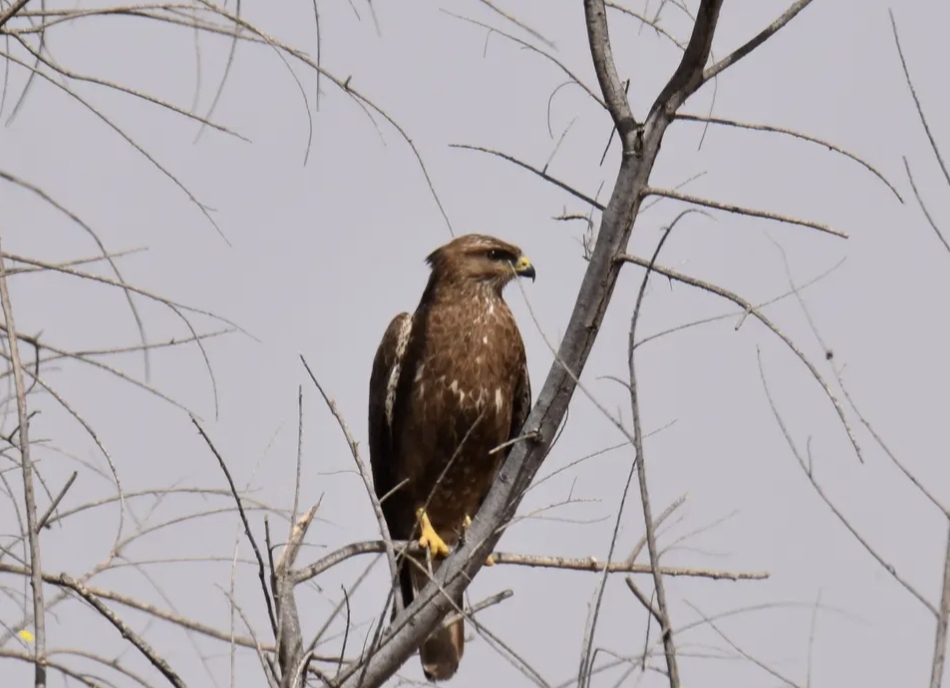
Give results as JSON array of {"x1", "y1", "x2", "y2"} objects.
[
  {"x1": 416, "y1": 507, "x2": 450, "y2": 558},
  {"x1": 462, "y1": 514, "x2": 495, "y2": 566}
]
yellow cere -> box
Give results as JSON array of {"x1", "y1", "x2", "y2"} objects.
[{"x1": 18, "y1": 629, "x2": 34, "y2": 643}]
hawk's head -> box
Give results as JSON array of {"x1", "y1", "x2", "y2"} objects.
[{"x1": 425, "y1": 234, "x2": 536, "y2": 292}]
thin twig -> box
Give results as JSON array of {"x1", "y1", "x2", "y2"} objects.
[
  {"x1": 616, "y1": 253, "x2": 863, "y2": 464},
  {"x1": 756, "y1": 350, "x2": 935, "y2": 615},
  {"x1": 0, "y1": 562, "x2": 342, "y2": 656},
  {"x1": 625, "y1": 218, "x2": 680, "y2": 688},
  {"x1": 674, "y1": 113, "x2": 903, "y2": 203},
  {"x1": 59, "y1": 573, "x2": 186, "y2": 688},
  {"x1": 0, "y1": 234, "x2": 46, "y2": 688},
  {"x1": 629, "y1": 494, "x2": 688, "y2": 563},
  {"x1": 451, "y1": 144, "x2": 604, "y2": 210},
  {"x1": 36, "y1": 471, "x2": 77, "y2": 531},
  {"x1": 298, "y1": 355, "x2": 401, "y2": 613},
  {"x1": 904, "y1": 157, "x2": 950, "y2": 255},
  {"x1": 441, "y1": 589, "x2": 514, "y2": 627},
  {"x1": 702, "y1": 0, "x2": 815, "y2": 83},
  {"x1": 643, "y1": 187, "x2": 848, "y2": 238},
  {"x1": 192, "y1": 417, "x2": 278, "y2": 637},
  {"x1": 685, "y1": 599, "x2": 803, "y2": 688},
  {"x1": 890, "y1": 9, "x2": 950, "y2": 191},
  {"x1": 625, "y1": 577, "x2": 662, "y2": 624}
]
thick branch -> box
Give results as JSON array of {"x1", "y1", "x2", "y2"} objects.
[
  {"x1": 334, "y1": 9, "x2": 725, "y2": 687},
  {"x1": 275, "y1": 505, "x2": 317, "y2": 687},
  {"x1": 584, "y1": 0, "x2": 636, "y2": 140},
  {"x1": 653, "y1": 0, "x2": 724, "y2": 114}
]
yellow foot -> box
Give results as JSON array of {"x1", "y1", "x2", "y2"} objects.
[
  {"x1": 416, "y1": 508, "x2": 450, "y2": 558},
  {"x1": 462, "y1": 515, "x2": 495, "y2": 566}
]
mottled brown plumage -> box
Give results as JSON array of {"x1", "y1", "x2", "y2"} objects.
[{"x1": 368, "y1": 234, "x2": 534, "y2": 681}]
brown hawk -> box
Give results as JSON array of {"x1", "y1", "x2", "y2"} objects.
[{"x1": 368, "y1": 234, "x2": 534, "y2": 681}]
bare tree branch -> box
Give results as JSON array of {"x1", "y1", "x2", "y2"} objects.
[
  {"x1": 703, "y1": 0, "x2": 816, "y2": 84},
  {"x1": 617, "y1": 217, "x2": 689, "y2": 688},
  {"x1": 756, "y1": 350, "x2": 935, "y2": 616},
  {"x1": 615, "y1": 253, "x2": 863, "y2": 464},
  {"x1": 291, "y1": 538, "x2": 768, "y2": 584},
  {"x1": 585, "y1": 0, "x2": 636, "y2": 135},
  {"x1": 330, "y1": 3, "x2": 739, "y2": 685},
  {"x1": 0, "y1": 0, "x2": 30, "y2": 30},
  {"x1": 674, "y1": 113, "x2": 904, "y2": 203},
  {"x1": 932, "y1": 527, "x2": 950, "y2": 688},
  {"x1": 35, "y1": 471, "x2": 77, "y2": 531},
  {"x1": 192, "y1": 418, "x2": 279, "y2": 638},
  {"x1": 299, "y1": 354, "x2": 401, "y2": 617},
  {"x1": 889, "y1": 9, "x2": 950, "y2": 192},
  {"x1": 0, "y1": 234, "x2": 46, "y2": 688},
  {"x1": 58, "y1": 573, "x2": 186, "y2": 688},
  {"x1": 643, "y1": 187, "x2": 848, "y2": 238}
]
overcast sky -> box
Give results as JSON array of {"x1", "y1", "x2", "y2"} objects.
[{"x1": 2, "y1": 0, "x2": 950, "y2": 686}]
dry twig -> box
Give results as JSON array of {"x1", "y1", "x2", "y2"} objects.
[{"x1": 0, "y1": 235, "x2": 47, "y2": 688}]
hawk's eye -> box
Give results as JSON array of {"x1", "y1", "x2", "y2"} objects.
[{"x1": 486, "y1": 249, "x2": 513, "y2": 262}]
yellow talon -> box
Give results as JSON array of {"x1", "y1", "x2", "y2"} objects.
[
  {"x1": 416, "y1": 508, "x2": 450, "y2": 558},
  {"x1": 462, "y1": 514, "x2": 495, "y2": 566}
]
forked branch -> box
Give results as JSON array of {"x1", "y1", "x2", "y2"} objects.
[{"x1": 330, "y1": 2, "x2": 735, "y2": 686}]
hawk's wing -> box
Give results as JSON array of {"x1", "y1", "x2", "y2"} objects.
[
  {"x1": 506, "y1": 360, "x2": 532, "y2": 456},
  {"x1": 367, "y1": 312, "x2": 412, "y2": 537}
]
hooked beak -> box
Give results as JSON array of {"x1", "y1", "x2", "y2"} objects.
[{"x1": 514, "y1": 255, "x2": 536, "y2": 281}]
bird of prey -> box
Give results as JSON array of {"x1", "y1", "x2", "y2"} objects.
[{"x1": 368, "y1": 234, "x2": 534, "y2": 681}]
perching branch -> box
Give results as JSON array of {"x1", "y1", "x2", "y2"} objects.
[
  {"x1": 291, "y1": 539, "x2": 768, "y2": 584},
  {"x1": 332, "y1": 3, "x2": 737, "y2": 686}
]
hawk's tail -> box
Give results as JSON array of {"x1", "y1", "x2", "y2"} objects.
[{"x1": 397, "y1": 557, "x2": 464, "y2": 682}]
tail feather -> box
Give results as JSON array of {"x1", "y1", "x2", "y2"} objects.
[
  {"x1": 420, "y1": 616, "x2": 464, "y2": 682},
  {"x1": 398, "y1": 556, "x2": 463, "y2": 681}
]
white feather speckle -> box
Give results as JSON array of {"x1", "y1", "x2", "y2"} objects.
[
  {"x1": 495, "y1": 387, "x2": 503, "y2": 412},
  {"x1": 384, "y1": 317, "x2": 412, "y2": 427}
]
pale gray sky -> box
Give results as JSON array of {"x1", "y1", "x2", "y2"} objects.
[{"x1": 2, "y1": 1, "x2": 950, "y2": 686}]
